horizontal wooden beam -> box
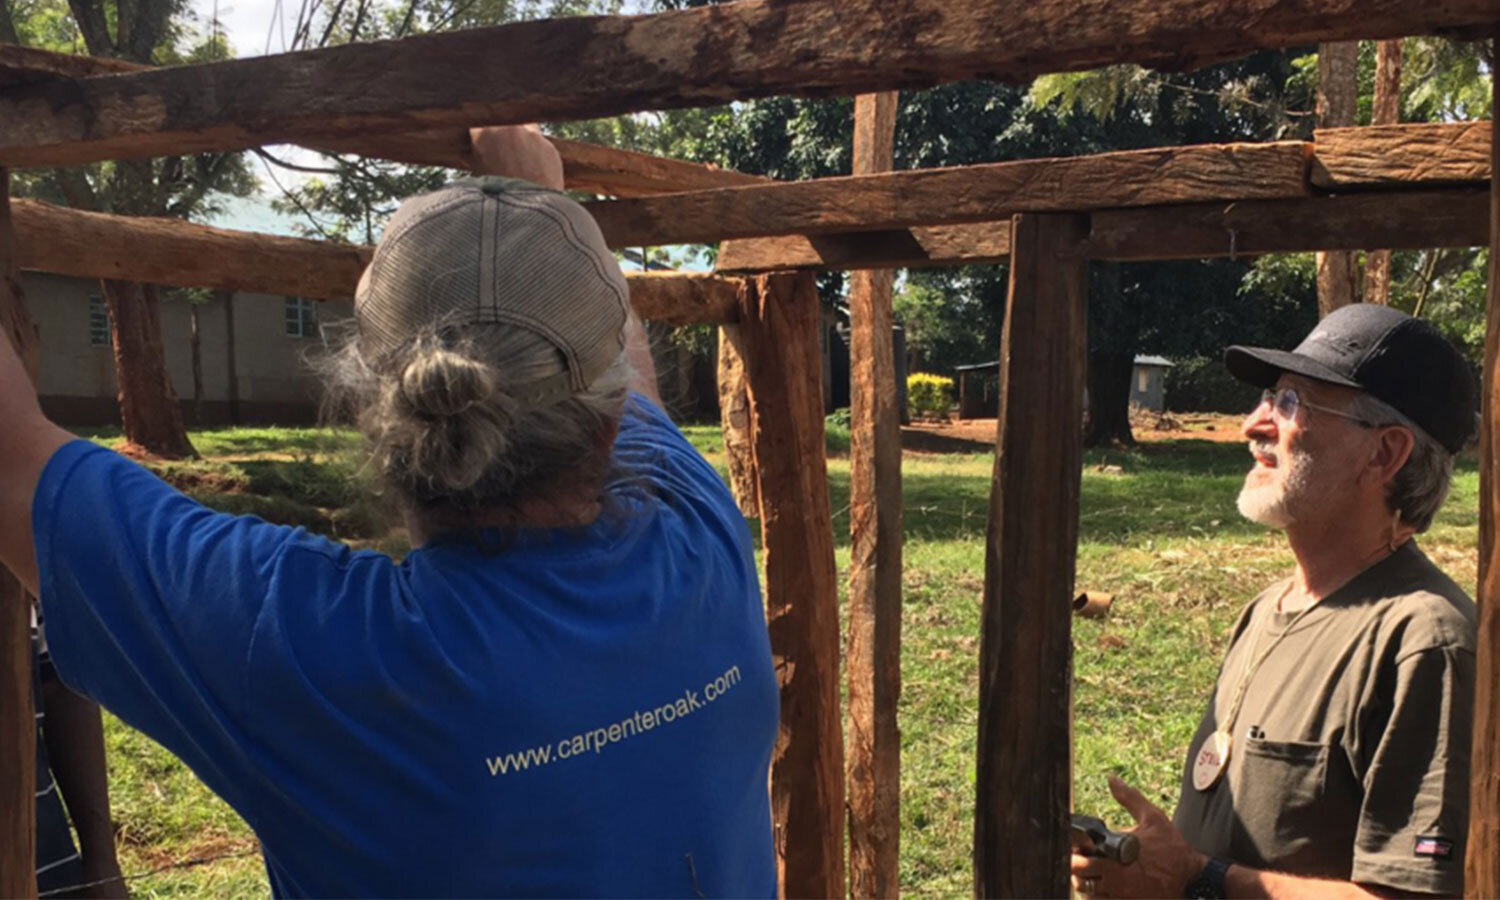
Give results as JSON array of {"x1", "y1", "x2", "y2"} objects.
[
  {"x1": 0, "y1": 44, "x2": 768, "y2": 197},
  {"x1": 10, "y1": 198, "x2": 741, "y2": 322},
  {"x1": 716, "y1": 188, "x2": 1490, "y2": 271},
  {"x1": 718, "y1": 225, "x2": 1012, "y2": 271},
  {"x1": 614, "y1": 269, "x2": 742, "y2": 325},
  {"x1": 14, "y1": 198, "x2": 372, "y2": 299},
  {"x1": 592, "y1": 141, "x2": 1312, "y2": 247},
  {"x1": 1312, "y1": 121, "x2": 1492, "y2": 188},
  {"x1": 0, "y1": 43, "x2": 139, "y2": 85},
  {"x1": 306, "y1": 132, "x2": 768, "y2": 196},
  {"x1": 548, "y1": 137, "x2": 770, "y2": 197},
  {"x1": 1087, "y1": 187, "x2": 1491, "y2": 259},
  {"x1": 2, "y1": 0, "x2": 1496, "y2": 167}
]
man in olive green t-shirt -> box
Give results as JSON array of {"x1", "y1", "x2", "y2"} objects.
[{"x1": 1072, "y1": 305, "x2": 1477, "y2": 900}]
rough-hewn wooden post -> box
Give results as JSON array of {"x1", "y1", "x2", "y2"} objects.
[
  {"x1": 847, "y1": 90, "x2": 903, "y2": 900},
  {"x1": 1363, "y1": 39, "x2": 1403, "y2": 307},
  {"x1": 0, "y1": 169, "x2": 39, "y2": 899},
  {"x1": 1466, "y1": 45, "x2": 1499, "y2": 900},
  {"x1": 717, "y1": 325, "x2": 760, "y2": 518},
  {"x1": 1315, "y1": 40, "x2": 1359, "y2": 316},
  {"x1": 740, "y1": 272, "x2": 844, "y2": 899},
  {"x1": 974, "y1": 213, "x2": 1089, "y2": 899}
]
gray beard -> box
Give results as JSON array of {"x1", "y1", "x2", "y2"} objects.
[{"x1": 1237, "y1": 443, "x2": 1315, "y2": 528}]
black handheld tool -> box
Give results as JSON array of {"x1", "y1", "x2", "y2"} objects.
[{"x1": 1070, "y1": 814, "x2": 1140, "y2": 865}]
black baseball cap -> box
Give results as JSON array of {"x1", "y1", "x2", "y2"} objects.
[{"x1": 1224, "y1": 304, "x2": 1476, "y2": 453}]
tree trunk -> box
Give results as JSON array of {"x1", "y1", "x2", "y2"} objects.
[
  {"x1": 1365, "y1": 39, "x2": 1403, "y2": 307},
  {"x1": 223, "y1": 290, "x2": 241, "y2": 425},
  {"x1": 189, "y1": 300, "x2": 203, "y2": 427},
  {"x1": 1083, "y1": 349, "x2": 1135, "y2": 448},
  {"x1": 103, "y1": 159, "x2": 196, "y2": 457},
  {"x1": 41, "y1": 7, "x2": 201, "y2": 458},
  {"x1": 0, "y1": 1, "x2": 20, "y2": 43},
  {"x1": 102, "y1": 279, "x2": 196, "y2": 459},
  {"x1": 1316, "y1": 41, "x2": 1360, "y2": 316}
]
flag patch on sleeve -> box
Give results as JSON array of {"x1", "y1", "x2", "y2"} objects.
[{"x1": 1413, "y1": 836, "x2": 1454, "y2": 860}]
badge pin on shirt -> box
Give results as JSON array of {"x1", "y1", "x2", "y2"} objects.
[{"x1": 1192, "y1": 729, "x2": 1232, "y2": 791}]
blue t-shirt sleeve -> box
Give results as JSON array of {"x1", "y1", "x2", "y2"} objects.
[
  {"x1": 614, "y1": 394, "x2": 744, "y2": 512},
  {"x1": 31, "y1": 440, "x2": 329, "y2": 809}
]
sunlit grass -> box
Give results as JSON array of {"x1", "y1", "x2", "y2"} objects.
[{"x1": 79, "y1": 427, "x2": 1477, "y2": 896}]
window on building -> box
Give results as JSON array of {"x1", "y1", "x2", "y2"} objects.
[
  {"x1": 88, "y1": 294, "x2": 110, "y2": 347},
  {"x1": 1136, "y1": 369, "x2": 1150, "y2": 393},
  {"x1": 285, "y1": 296, "x2": 318, "y2": 338}
]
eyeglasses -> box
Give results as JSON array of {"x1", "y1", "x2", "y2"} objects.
[{"x1": 1260, "y1": 387, "x2": 1379, "y2": 428}]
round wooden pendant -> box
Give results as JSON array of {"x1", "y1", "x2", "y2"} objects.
[{"x1": 1192, "y1": 729, "x2": 1232, "y2": 792}]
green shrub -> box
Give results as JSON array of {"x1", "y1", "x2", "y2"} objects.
[
  {"x1": 1164, "y1": 356, "x2": 1260, "y2": 414},
  {"x1": 824, "y1": 408, "x2": 851, "y2": 455},
  {"x1": 908, "y1": 372, "x2": 954, "y2": 418}
]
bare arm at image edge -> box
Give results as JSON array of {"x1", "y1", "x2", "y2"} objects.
[
  {"x1": 469, "y1": 125, "x2": 662, "y2": 408},
  {"x1": 0, "y1": 330, "x2": 74, "y2": 597}
]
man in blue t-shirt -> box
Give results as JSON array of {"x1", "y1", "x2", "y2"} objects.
[{"x1": 0, "y1": 127, "x2": 778, "y2": 898}]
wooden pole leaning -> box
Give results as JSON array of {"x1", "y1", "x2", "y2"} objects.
[
  {"x1": 974, "y1": 213, "x2": 1089, "y2": 899},
  {"x1": 0, "y1": 168, "x2": 39, "y2": 899},
  {"x1": 846, "y1": 90, "x2": 903, "y2": 900},
  {"x1": 738, "y1": 272, "x2": 845, "y2": 898},
  {"x1": 1465, "y1": 38, "x2": 1499, "y2": 899}
]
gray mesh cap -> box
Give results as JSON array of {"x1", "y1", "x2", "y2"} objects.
[{"x1": 355, "y1": 176, "x2": 629, "y2": 407}]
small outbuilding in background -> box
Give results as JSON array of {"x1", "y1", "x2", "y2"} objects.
[
  {"x1": 1129, "y1": 355, "x2": 1174, "y2": 413},
  {"x1": 956, "y1": 354, "x2": 1176, "y2": 420}
]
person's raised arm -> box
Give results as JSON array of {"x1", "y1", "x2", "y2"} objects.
[
  {"x1": 468, "y1": 125, "x2": 662, "y2": 408},
  {"x1": 0, "y1": 329, "x2": 73, "y2": 597},
  {"x1": 469, "y1": 124, "x2": 565, "y2": 190}
]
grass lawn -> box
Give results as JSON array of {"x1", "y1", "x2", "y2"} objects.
[{"x1": 72, "y1": 424, "x2": 1479, "y2": 898}]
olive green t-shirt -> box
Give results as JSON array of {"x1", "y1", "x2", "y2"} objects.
[{"x1": 1172, "y1": 542, "x2": 1475, "y2": 895}]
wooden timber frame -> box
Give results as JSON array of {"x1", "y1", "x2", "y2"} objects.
[{"x1": 0, "y1": 4, "x2": 1497, "y2": 899}]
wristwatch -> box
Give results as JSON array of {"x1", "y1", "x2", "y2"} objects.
[{"x1": 1184, "y1": 857, "x2": 1230, "y2": 899}]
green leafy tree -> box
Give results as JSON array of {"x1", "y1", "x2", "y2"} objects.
[
  {"x1": 262, "y1": 0, "x2": 624, "y2": 243},
  {"x1": 8, "y1": 0, "x2": 256, "y2": 458},
  {"x1": 1020, "y1": 39, "x2": 1489, "y2": 435}
]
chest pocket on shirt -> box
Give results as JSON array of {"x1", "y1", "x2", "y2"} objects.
[{"x1": 1233, "y1": 738, "x2": 1358, "y2": 878}]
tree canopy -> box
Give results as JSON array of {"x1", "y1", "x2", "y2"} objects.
[{"x1": 141, "y1": 0, "x2": 1489, "y2": 432}]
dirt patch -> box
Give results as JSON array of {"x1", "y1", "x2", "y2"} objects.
[
  {"x1": 1129, "y1": 409, "x2": 1245, "y2": 443},
  {"x1": 151, "y1": 466, "x2": 249, "y2": 495},
  {"x1": 902, "y1": 422, "x2": 992, "y2": 454},
  {"x1": 902, "y1": 412, "x2": 1244, "y2": 453},
  {"x1": 110, "y1": 440, "x2": 169, "y2": 463},
  {"x1": 128, "y1": 831, "x2": 259, "y2": 869}
]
